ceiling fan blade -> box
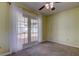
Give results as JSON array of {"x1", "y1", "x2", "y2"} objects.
[
  {"x1": 51, "y1": 7, "x2": 55, "y2": 10},
  {"x1": 55, "y1": 2, "x2": 61, "y2": 3},
  {"x1": 38, "y1": 5, "x2": 45, "y2": 10}
]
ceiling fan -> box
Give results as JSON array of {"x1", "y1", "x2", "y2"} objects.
[{"x1": 38, "y1": 2, "x2": 61, "y2": 11}]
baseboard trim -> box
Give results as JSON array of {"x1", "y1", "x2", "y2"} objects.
[
  {"x1": 0, "y1": 51, "x2": 11, "y2": 56},
  {"x1": 48, "y1": 40, "x2": 79, "y2": 49}
]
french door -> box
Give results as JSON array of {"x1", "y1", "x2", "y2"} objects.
[
  {"x1": 31, "y1": 18, "x2": 39, "y2": 43},
  {"x1": 17, "y1": 16, "x2": 39, "y2": 47}
]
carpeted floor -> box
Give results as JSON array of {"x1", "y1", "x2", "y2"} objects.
[{"x1": 9, "y1": 41, "x2": 79, "y2": 56}]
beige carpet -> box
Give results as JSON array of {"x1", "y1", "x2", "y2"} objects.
[{"x1": 9, "y1": 41, "x2": 79, "y2": 56}]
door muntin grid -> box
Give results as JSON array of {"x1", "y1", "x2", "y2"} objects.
[{"x1": 17, "y1": 17, "x2": 28, "y2": 45}]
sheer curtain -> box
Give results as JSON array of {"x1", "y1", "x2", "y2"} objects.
[
  {"x1": 10, "y1": 3, "x2": 23, "y2": 52},
  {"x1": 10, "y1": 3, "x2": 42, "y2": 53}
]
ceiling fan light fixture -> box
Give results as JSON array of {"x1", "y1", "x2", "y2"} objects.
[
  {"x1": 45, "y1": 3, "x2": 49, "y2": 9},
  {"x1": 45, "y1": 2, "x2": 54, "y2": 10},
  {"x1": 39, "y1": 2, "x2": 55, "y2": 11},
  {"x1": 50, "y1": 2, "x2": 54, "y2": 9}
]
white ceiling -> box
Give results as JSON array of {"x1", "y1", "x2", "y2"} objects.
[{"x1": 22, "y1": 2, "x2": 79, "y2": 15}]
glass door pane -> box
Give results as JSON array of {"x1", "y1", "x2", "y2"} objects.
[
  {"x1": 31, "y1": 18, "x2": 39, "y2": 42},
  {"x1": 17, "y1": 16, "x2": 39, "y2": 49},
  {"x1": 17, "y1": 17, "x2": 28, "y2": 46}
]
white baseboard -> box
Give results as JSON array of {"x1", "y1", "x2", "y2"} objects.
[
  {"x1": 0, "y1": 51, "x2": 11, "y2": 56},
  {"x1": 48, "y1": 40, "x2": 79, "y2": 49}
]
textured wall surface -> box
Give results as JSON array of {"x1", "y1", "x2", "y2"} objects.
[{"x1": 47, "y1": 7, "x2": 79, "y2": 48}]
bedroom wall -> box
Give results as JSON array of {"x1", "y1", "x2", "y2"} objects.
[
  {"x1": 47, "y1": 7, "x2": 79, "y2": 48},
  {"x1": 0, "y1": 3, "x2": 10, "y2": 51},
  {"x1": 42, "y1": 16, "x2": 49, "y2": 41}
]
